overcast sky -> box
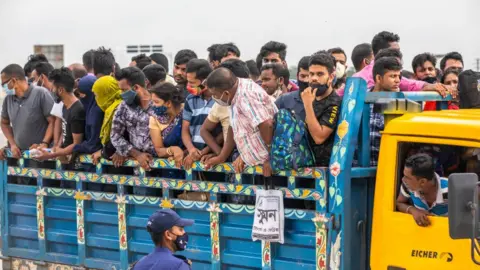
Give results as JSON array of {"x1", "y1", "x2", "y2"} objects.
[{"x1": 0, "y1": 0, "x2": 479, "y2": 71}]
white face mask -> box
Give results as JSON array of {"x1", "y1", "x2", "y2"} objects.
[{"x1": 335, "y1": 62, "x2": 347, "y2": 79}]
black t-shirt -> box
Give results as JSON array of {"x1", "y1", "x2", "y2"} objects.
[
  {"x1": 308, "y1": 91, "x2": 342, "y2": 166},
  {"x1": 62, "y1": 101, "x2": 86, "y2": 148}
]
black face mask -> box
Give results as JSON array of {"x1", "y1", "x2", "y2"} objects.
[
  {"x1": 52, "y1": 91, "x2": 62, "y2": 103},
  {"x1": 422, "y1": 77, "x2": 437, "y2": 84},
  {"x1": 298, "y1": 80, "x2": 309, "y2": 92},
  {"x1": 310, "y1": 83, "x2": 329, "y2": 97}
]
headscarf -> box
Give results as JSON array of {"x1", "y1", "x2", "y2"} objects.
[
  {"x1": 78, "y1": 74, "x2": 97, "y2": 114},
  {"x1": 92, "y1": 76, "x2": 123, "y2": 145}
]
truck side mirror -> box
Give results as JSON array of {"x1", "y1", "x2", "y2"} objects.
[{"x1": 448, "y1": 173, "x2": 479, "y2": 240}]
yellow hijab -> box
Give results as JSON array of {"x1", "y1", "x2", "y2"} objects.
[{"x1": 92, "y1": 76, "x2": 123, "y2": 145}]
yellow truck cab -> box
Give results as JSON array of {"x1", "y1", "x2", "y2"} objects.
[{"x1": 371, "y1": 109, "x2": 480, "y2": 270}]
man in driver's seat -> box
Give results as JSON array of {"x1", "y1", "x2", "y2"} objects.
[{"x1": 396, "y1": 153, "x2": 448, "y2": 227}]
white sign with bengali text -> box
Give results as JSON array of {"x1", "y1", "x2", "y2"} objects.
[{"x1": 252, "y1": 189, "x2": 284, "y2": 243}]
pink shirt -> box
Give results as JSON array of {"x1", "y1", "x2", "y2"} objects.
[
  {"x1": 229, "y1": 78, "x2": 278, "y2": 166},
  {"x1": 337, "y1": 61, "x2": 426, "y2": 96}
]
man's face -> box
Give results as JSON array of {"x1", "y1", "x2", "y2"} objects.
[
  {"x1": 332, "y1": 53, "x2": 348, "y2": 79},
  {"x1": 297, "y1": 68, "x2": 309, "y2": 83},
  {"x1": 332, "y1": 53, "x2": 347, "y2": 67},
  {"x1": 209, "y1": 60, "x2": 220, "y2": 69},
  {"x1": 186, "y1": 72, "x2": 202, "y2": 88},
  {"x1": 444, "y1": 59, "x2": 463, "y2": 72},
  {"x1": 165, "y1": 226, "x2": 186, "y2": 252},
  {"x1": 117, "y1": 79, "x2": 131, "y2": 92},
  {"x1": 32, "y1": 70, "x2": 54, "y2": 91},
  {"x1": 52, "y1": 84, "x2": 66, "y2": 101},
  {"x1": 260, "y1": 69, "x2": 280, "y2": 95},
  {"x1": 414, "y1": 61, "x2": 437, "y2": 80},
  {"x1": 173, "y1": 63, "x2": 187, "y2": 85},
  {"x1": 309, "y1": 65, "x2": 332, "y2": 86},
  {"x1": 129, "y1": 61, "x2": 137, "y2": 67},
  {"x1": 1, "y1": 73, "x2": 14, "y2": 91},
  {"x1": 378, "y1": 70, "x2": 401, "y2": 92},
  {"x1": 262, "y1": 52, "x2": 284, "y2": 66},
  {"x1": 444, "y1": 73, "x2": 459, "y2": 89},
  {"x1": 402, "y1": 167, "x2": 424, "y2": 192},
  {"x1": 221, "y1": 52, "x2": 239, "y2": 63},
  {"x1": 389, "y1": 41, "x2": 400, "y2": 51}
]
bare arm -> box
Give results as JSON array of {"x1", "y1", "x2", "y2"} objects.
[
  {"x1": 200, "y1": 119, "x2": 223, "y2": 155},
  {"x1": 216, "y1": 126, "x2": 235, "y2": 163},
  {"x1": 1, "y1": 117, "x2": 16, "y2": 147},
  {"x1": 53, "y1": 117, "x2": 63, "y2": 147},
  {"x1": 181, "y1": 120, "x2": 197, "y2": 154},
  {"x1": 150, "y1": 127, "x2": 169, "y2": 158},
  {"x1": 42, "y1": 116, "x2": 55, "y2": 145},
  {"x1": 396, "y1": 192, "x2": 412, "y2": 213},
  {"x1": 47, "y1": 133, "x2": 84, "y2": 158},
  {"x1": 258, "y1": 119, "x2": 274, "y2": 152}
]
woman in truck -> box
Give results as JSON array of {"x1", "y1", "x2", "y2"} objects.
[{"x1": 149, "y1": 82, "x2": 185, "y2": 169}]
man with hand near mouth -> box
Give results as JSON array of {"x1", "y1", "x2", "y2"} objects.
[{"x1": 301, "y1": 52, "x2": 341, "y2": 167}]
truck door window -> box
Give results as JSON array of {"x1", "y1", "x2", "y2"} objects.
[{"x1": 394, "y1": 142, "x2": 474, "y2": 226}]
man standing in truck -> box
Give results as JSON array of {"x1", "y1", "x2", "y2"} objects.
[
  {"x1": 369, "y1": 57, "x2": 402, "y2": 166},
  {"x1": 396, "y1": 153, "x2": 448, "y2": 227}
]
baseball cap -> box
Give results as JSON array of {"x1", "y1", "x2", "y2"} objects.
[{"x1": 147, "y1": 209, "x2": 194, "y2": 233}]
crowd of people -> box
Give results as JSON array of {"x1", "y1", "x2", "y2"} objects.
[
  {"x1": 0, "y1": 30, "x2": 472, "y2": 211},
  {"x1": 1, "y1": 29, "x2": 479, "y2": 269}
]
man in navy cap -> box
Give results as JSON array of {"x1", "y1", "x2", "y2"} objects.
[{"x1": 132, "y1": 209, "x2": 194, "y2": 270}]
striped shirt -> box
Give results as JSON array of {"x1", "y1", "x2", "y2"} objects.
[
  {"x1": 400, "y1": 173, "x2": 448, "y2": 216},
  {"x1": 183, "y1": 94, "x2": 215, "y2": 149},
  {"x1": 229, "y1": 78, "x2": 278, "y2": 166}
]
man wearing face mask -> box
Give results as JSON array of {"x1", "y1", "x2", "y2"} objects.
[
  {"x1": 412, "y1": 53, "x2": 438, "y2": 84},
  {"x1": 274, "y1": 57, "x2": 311, "y2": 123},
  {"x1": 1, "y1": 64, "x2": 55, "y2": 162},
  {"x1": 31, "y1": 61, "x2": 65, "y2": 147},
  {"x1": 205, "y1": 68, "x2": 277, "y2": 177},
  {"x1": 132, "y1": 209, "x2": 193, "y2": 270},
  {"x1": 35, "y1": 68, "x2": 85, "y2": 178},
  {"x1": 328, "y1": 47, "x2": 348, "y2": 90},
  {"x1": 182, "y1": 59, "x2": 215, "y2": 171},
  {"x1": 296, "y1": 56, "x2": 310, "y2": 92},
  {"x1": 300, "y1": 52, "x2": 342, "y2": 166},
  {"x1": 31, "y1": 62, "x2": 54, "y2": 90},
  {"x1": 111, "y1": 67, "x2": 155, "y2": 179}
]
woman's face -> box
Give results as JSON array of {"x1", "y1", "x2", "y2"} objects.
[
  {"x1": 443, "y1": 73, "x2": 459, "y2": 90},
  {"x1": 152, "y1": 93, "x2": 172, "y2": 112}
]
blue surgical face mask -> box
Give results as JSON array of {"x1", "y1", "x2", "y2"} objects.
[
  {"x1": 121, "y1": 89, "x2": 137, "y2": 105},
  {"x1": 2, "y1": 82, "x2": 15, "y2": 96},
  {"x1": 152, "y1": 105, "x2": 168, "y2": 116}
]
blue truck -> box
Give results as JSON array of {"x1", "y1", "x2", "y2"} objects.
[{"x1": 0, "y1": 78, "x2": 459, "y2": 270}]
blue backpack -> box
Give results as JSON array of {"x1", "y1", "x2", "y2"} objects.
[{"x1": 270, "y1": 109, "x2": 315, "y2": 171}]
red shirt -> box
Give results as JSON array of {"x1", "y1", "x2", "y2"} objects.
[{"x1": 424, "y1": 101, "x2": 459, "y2": 111}]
